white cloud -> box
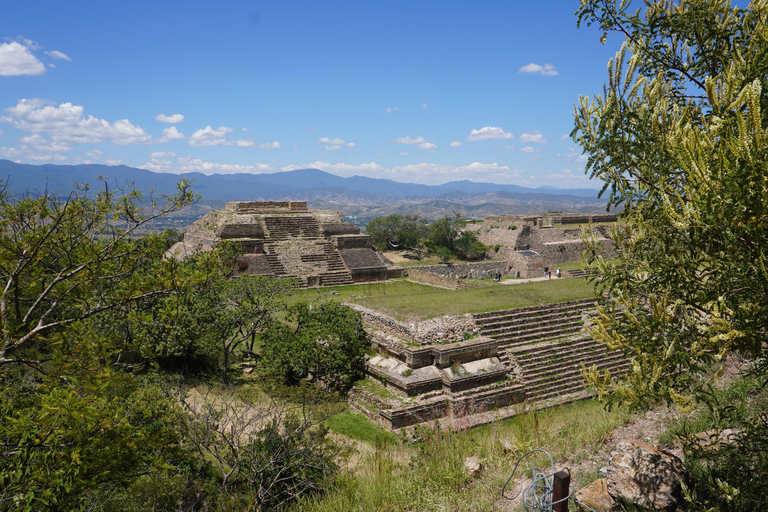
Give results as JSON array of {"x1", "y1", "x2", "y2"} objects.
[
  {"x1": 450, "y1": 141, "x2": 462, "y2": 147},
  {"x1": 156, "y1": 113, "x2": 185, "y2": 124},
  {"x1": 543, "y1": 168, "x2": 592, "y2": 187},
  {"x1": 518, "y1": 63, "x2": 558, "y2": 76},
  {"x1": 560, "y1": 133, "x2": 570, "y2": 141},
  {"x1": 422, "y1": 103, "x2": 434, "y2": 110},
  {"x1": 417, "y1": 142, "x2": 437, "y2": 150},
  {"x1": 2, "y1": 99, "x2": 152, "y2": 144},
  {"x1": 393, "y1": 136, "x2": 427, "y2": 145},
  {"x1": 241, "y1": 127, "x2": 248, "y2": 132},
  {"x1": 140, "y1": 155, "x2": 274, "y2": 175},
  {"x1": 493, "y1": 145, "x2": 515, "y2": 151},
  {"x1": 19, "y1": 133, "x2": 72, "y2": 152},
  {"x1": 346, "y1": 142, "x2": 355, "y2": 148},
  {"x1": 188, "y1": 125, "x2": 234, "y2": 147},
  {"x1": 528, "y1": 156, "x2": 541, "y2": 162},
  {"x1": 325, "y1": 145, "x2": 342, "y2": 151},
  {"x1": 293, "y1": 144, "x2": 301, "y2": 149},
  {"x1": 520, "y1": 146, "x2": 542, "y2": 153},
  {"x1": 0, "y1": 41, "x2": 45, "y2": 76},
  {"x1": 557, "y1": 147, "x2": 589, "y2": 163},
  {"x1": 260, "y1": 141, "x2": 280, "y2": 149},
  {"x1": 318, "y1": 137, "x2": 345, "y2": 145},
  {"x1": 86, "y1": 149, "x2": 102, "y2": 159},
  {"x1": 45, "y1": 50, "x2": 71, "y2": 61},
  {"x1": 399, "y1": 152, "x2": 409, "y2": 156},
  {"x1": 520, "y1": 130, "x2": 546, "y2": 143},
  {"x1": 467, "y1": 126, "x2": 513, "y2": 141},
  {"x1": 386, "y1": 107, "x2": 400, "y2": 113},
  {"x1": 157, "y1": 126, "x2": 185, "y2": 143},
  {"x1": 375, "y1": 152, "x2": 383, "y2": 157},
  {"x1": 151, "y1": 151, "x2": 176, "y2": 159},
  {"x1": 105, "y1": 158, "x2": 122, "y2": 165}
]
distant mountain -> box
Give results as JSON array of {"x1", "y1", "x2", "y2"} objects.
[
  {"x1": 0, "y1": 160, "x2": 611, "y2": 229},
  {"x1": 0, "y1": 160, "x2": 601, "y2": 200}
]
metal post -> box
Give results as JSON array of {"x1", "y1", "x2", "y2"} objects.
[{"x1": 552, "y1": 470, "x2": 570, "y2": 512}]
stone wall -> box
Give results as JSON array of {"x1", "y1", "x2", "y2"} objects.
[
  {"x1": 407, "y1": 268, "x2": 463, "y2": 289},
  {"x1": 411, "y1": 261, "x2": 509, "y2": 279},
  {"x1": 348, "y1": 304, "x2": 478, "y2": 346}
]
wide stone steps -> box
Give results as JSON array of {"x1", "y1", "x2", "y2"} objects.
[
  {"x1": 263, "y1": 216, "x2": 322, "y2": 240},
  {"x1": 494, "y1": 324, "x2": 586, "y2": 349},
  {"x1": 474, "y1": 298, "x2": 597, "y2": 323},
  {"x1": 510, "y1": 338, "x2": 630, "y2": 403},
  {"x1": 481, "y1": 310, "x2": 584, "y2": 337},
  {"x1": 523, "y1": 349, "x2": 627, "y2": 381},
  {"x1": 525, "y1": 358, "x2": 630, "y2": 402},
  {"x1": 475, "y1": 300, "x2": 597, "y2": 328}
]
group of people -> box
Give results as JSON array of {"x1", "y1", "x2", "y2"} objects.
[{"x1": 546, "y1": 269, "x2": 562, "y2": 279}]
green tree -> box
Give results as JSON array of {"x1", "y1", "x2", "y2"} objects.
[
  {"x1": 0, "y1": 180, "x2": 206, "y2": 510},
  {"x1": 574, "y1": 1, "x2": 768, "y2": 508},
  {"x1": 365, "y1": 214, "x2": 428, "y2": 252},
  {"x1": 425, "y1": 214, "x2": 487, "y2": 261},
  {"x1": 260, "y1": 301, "x2": 368, "y2": 392}
]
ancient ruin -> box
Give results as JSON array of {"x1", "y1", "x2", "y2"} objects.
[
  {"x1": 468, "y1": 213, "x2": 618, "y2": 277},
  {"x1": 166, "y1": 201, "x2": 403, "y2": 286},
  {"x1": 352, "y1": 298, "x2": 629, "y2": 430}
]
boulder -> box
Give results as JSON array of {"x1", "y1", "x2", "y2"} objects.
[
  {"x1": 574, "y1": 479, "x2": 613, "y2": 512},
  {"x1": 607, "y1": 440, "x2": 688, "y2": 510},
  {"x1": 463, "y1": 456, "x2": 483, "y2": 478}
]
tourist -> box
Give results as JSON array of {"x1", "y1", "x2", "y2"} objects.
[{"x1": 556, "y1": 269, "x2": 561, "y2": 278}]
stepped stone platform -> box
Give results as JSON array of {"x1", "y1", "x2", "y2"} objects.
[
  {"x1": 165, "y1": 201, "x2": 403, "y2": 286},
  {"x1": 351, "y1": 298, "x2": 629, "y2": 431}
]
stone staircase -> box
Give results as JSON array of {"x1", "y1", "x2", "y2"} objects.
[
  {"x1": 474, "y1": 298, "x2": 629, "y2": 404},
  {"x1": 263, "y1": 239, "x2": 353, "y2": 287},
  {"x1": 263, "y1": 215, "x2": 321, "y2": 240},
  {"x1": 474, "y1": 298, "x2": 596, "y2": 352},
  {"x1": 508, "y1": 337, "x2": 630, "y2": 402}
]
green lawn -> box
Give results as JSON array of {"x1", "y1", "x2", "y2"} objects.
[{"x1": 299, "y1": 277, "x2": 596, "y2": 322}]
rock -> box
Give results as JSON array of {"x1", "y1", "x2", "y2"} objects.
[
  {"x1": 607, "y1": 440, "x2": 689, "y2": 510},
  {"x1": 690, "y1": 428, "x2": 741, "y2": 451},
  {"x1": 574, "y1": 479, "x2": 613, "y2": 512},
  {"x1": 499, "y1": 439, "x2": 517, "y2": 454},
  {"x1": 243, "y1": 367, "x2": 254, "y2": 374},
  {"x1": 598, "y1": 466, "x2": 608, "y2": 477},
  {"x1": 463, "y1": 456, "x2": 483, "y2": 478}
]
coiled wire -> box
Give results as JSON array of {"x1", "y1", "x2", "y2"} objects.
[{"x1": 501, "y1": 448, "x2": 596, "y2": 512}]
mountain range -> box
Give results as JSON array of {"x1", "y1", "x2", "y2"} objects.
[{"x1": 0, "y1": 160, "x2": 610, "y2": 227}]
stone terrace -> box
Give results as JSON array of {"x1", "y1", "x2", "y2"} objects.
[{"x1": 353, "y1": 298, "x2": 629, "y2": 430}]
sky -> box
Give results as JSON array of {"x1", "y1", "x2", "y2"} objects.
[{"x1": 0, "y1": 1, "x2": 622, "y2": 188}]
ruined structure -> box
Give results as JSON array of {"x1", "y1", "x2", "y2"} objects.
[
  {"x1": 352, "y1": 298, "x2": 629, "y2": 430},
  {"x1": 166, "y1": 201, "x2": 402, "y2": 286},
  {"x1": 468, "y1": 213, "x2": 618, "y2": 277}
]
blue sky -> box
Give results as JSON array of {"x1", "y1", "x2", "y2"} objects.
[{"x1": 0, "y1": 1, "x2": 621, "y2": 188}]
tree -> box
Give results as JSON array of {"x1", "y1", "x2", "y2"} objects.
[
  {"x1": 365, "y1": 214, "x2": 428, "y2": 252},
  {"x1": 178, "y1": 385, "x2": 341, "y2": 510},
  {"x1": 260, "y1": 301, "x2": 369, "y2": 392},
  {"x1": 0, "y1": 180, "x2": 205, "y2": 510},
  {"x1": 0, "y1": 179, "x2": 197, "y2": 369},
  {"x1": 425, "y1": 214, "x2": 487, "y2": 261},
  {"x1": 574, "y1": 1, "x2": 768, "y2": 508}
]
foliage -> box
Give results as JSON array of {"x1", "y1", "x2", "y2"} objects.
[
  {"x1": 0, "y1": 179, "x2": 197, "y2": 369},
  {"x1": 365, "y1": 214, "x2": 428, "y2": 252},
  {"x1": 574, "y1": 0, "x2": 768, "y2": 508},
  {"x1": 260, "y1": 301, "x2": 369, "y2": 392},
  {"x1": 133, "y1": 253, "x2": 294, "y2": 382},
  {"x1": 179, "y1": 385, "x2": 342, "y2": 510},
  {"x1": 425, "y1": 213, "x2": 488, "y2": 261}
]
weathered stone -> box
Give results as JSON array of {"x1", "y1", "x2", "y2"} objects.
[
  {"x1": 690, "y1": 428, "x2": 741, "y2": 451},
  {"x1": 574, "y1": 479, "x2": 613, "y2": 512},
  {"x1": 499, "y1": 438, "x2": 517, "y2": 454},
  {"x1": 607, "y1": 440, "x2": 688, "y2": 510},
  {"x1": 463, "y1": 456, "x2": 483, "y2": 478}
]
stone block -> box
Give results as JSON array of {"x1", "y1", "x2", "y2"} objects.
[
  {"x1": 607, "y1": 440, "x2": 689, "y2": 510},
  {"x1": 574, "y1": 479, "x2": 613, "y2": 512}
]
